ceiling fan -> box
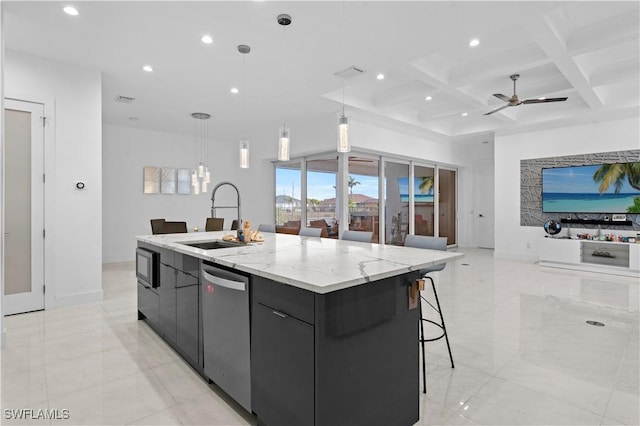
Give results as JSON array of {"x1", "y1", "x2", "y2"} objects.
[{"x1": 484, "y1": 74, "x2": 568, "y2": 116}]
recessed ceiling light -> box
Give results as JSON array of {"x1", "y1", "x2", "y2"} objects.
[
  {"x1": 142, "y1": 65, "x2": 153, "y2": 72},
  {"x1": 201, "y1": 35, "x2": 214, "y2": 44},
  {"x1": 230, "y1": 87, "x2": 239, "y2": 94},
  {"x1": 63, "y1": 6, "x2": 79, "y2": 16},
  {"x1": 538, "y1": 96, "x2": 546, "y2": 100},
  {"x1": 461, "y1": 112, "x2": 468, "y2": 117},
  {"x1": 425, "y1": 96, "x2": 432, "y2": 101},
  {"x1": 468, "y1": 38, "x2": 480, "y2": 47},
  {"x1": 376, "y1": 73, "x2": 385, "y2": 80}
]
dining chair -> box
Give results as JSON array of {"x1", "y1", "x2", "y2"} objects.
[
  {"x1": 150, "y1": 218, "x2": 165, "y2": 235},
  {"x1": 162, "y1": 221, "x2": 188, "y2": 234},
  {"x1": 299, "y1": 227, "x2": 323, "y2": 237},
  {"x1": 404, "y1": 235, "x2": 454, "y2": 394},
  {"x1": 257, "y1": 223, "x2": 276, "y2": 233},
  {"x1": 341, "y1": 230, "x2": 373, "y2": 243},
  {"x1": 205, "y1": 217, "x2": 224, "y2": 232}
]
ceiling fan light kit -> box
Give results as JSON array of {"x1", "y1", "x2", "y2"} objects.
[{"x1": 484, "y1": 73, "x2": 568, "y2": 116}]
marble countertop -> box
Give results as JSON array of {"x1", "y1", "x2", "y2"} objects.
[{"x1": 137, "y1": 231, "x2": 464, "y2": 294}]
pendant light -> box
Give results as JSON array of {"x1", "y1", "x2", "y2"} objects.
[
  {"x1": 337, "y1": 1, "x2": 350, "y2": 153},
  {"x1": 277, "y1": 13, "x2": 292, "y2": 161},
  {"x1": 191, "y1": 112, "x2": 211, "y2": 194},
  {"x1": 238, "y1": 44, "x2": 251, "y2": 169}
]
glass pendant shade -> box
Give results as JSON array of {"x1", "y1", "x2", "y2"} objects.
[
  {"x1": 337, "y1": 114, "x2": 350, "y2": 153},
  {"x1": 278, "y1": 126, "x2": 290, "y2": 161},
  {"x1": 191, "y1": 112, "x2": 211, "y2": 195},
  {"x1": 239, "y1": 139, "x2": 250, "y2": 169}
]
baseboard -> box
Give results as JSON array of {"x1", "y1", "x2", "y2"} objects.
[{"x1": 55, "y1": 290, "x2": 104, "y2": 308}]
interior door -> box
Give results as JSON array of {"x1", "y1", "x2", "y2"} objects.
[
  {"x1": 474, "y1": 159, "x2": 495, "y2": 249},
  {"x1": 3, "y1": 99, "x2": 45, "y2": 315}
]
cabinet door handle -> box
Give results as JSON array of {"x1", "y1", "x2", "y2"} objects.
[{"x1": 272, "y1": 310, "x2": 288, "y2": 319}]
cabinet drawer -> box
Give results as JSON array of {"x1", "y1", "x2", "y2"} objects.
[
  {"x1": 252, "y1": 276, "x2": 314, "y2": 324},
  {"x1": 138, "y1": 282, "x2": 159, "y2": 326}
]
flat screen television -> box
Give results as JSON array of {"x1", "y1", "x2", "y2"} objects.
[
  {"x1": 397, "y1": 176, "x2": 434, "y2": 203},
  {"x1": 542, "y1": 163, "x2": 640, "y2": 213}
]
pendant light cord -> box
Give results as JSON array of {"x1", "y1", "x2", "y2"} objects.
[{"x1": 282, "y1": 23, "x2": 287, "y2": 128}]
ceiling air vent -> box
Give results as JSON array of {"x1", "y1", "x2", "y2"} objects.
[
  {"x1": 334, "y1": 65, "x2": 366, "y2": 80},
  {"x1": 114, "y1": 95, "x2": 135, "y2": 103}
]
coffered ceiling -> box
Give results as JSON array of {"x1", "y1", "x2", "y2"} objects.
[{"x1": 3, "y1": 1, "x2": 639, "y2": 143}]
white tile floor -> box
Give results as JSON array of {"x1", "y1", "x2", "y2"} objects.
[{"x1": 1, "y1": 249, "x2": 638, "y2": 425}]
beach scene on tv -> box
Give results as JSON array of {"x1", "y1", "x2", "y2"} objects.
[
  {"x1": 398, "y1": 176, "x2": 434, "y2": 203},
  {"x1": 542, "y1": 163, "x2": 640, "y2": 213}
]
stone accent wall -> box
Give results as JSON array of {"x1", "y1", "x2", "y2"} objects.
[{"x1": 520, "y1": 150, "x2": 640, "y2": 230}]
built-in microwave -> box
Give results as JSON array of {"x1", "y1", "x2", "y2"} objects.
[{"x1": 136, "y1": 247, "x2": 158, "y2": 288}]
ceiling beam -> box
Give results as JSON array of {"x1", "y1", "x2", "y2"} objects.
[
  {"x1": 402, "y1": 61, "x2": 516, "y2": 123},
  {"x1": 524, "y1": 15, "x2": 603, "y2": 110}
]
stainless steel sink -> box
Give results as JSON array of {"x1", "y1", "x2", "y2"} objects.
[{"x1": 178, "y1": 240, "x2": 243, "y2": 250}]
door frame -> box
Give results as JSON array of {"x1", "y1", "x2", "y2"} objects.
[{"x1": 3, "y1": 92, "x2": 56, "y2": 315}]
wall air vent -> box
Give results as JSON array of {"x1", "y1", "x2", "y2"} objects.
[
  {"x1": 114, "y1": 95, "x2": 135, "y2": 103},
  {"x1": 334, "y1": 65, "x2": 366, "y2": 79}
]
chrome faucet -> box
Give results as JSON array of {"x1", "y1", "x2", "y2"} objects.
[{"x1": 210, "y1": 181, "x2": 241, "y2": 238}]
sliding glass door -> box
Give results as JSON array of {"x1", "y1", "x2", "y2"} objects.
[
  {"x1": 413, "y1": 164, "x2": 436, "y2": 237},
  {"x1": 275, "y1": 161, "x2": 301, "y2": 226},
  {"x1": 347, "y1": 156, "x2": 380, "y2": 243},
  {"x1": 307, "y1": 157, "x2": 339, "y2": 237},
  {"x1": 274, "y1": 152, "x2": 457, "y2": 246}
]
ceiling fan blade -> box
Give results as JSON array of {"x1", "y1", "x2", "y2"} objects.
[
  {"x1": 493, "y1": 94, "x2": 511, "y2": 102},
  {"x1": 483, "y1": 104, "x2": 511, "y2": 116},
  {"x1": 522, "y1": 97, "x2": 568, "y2": 104}
]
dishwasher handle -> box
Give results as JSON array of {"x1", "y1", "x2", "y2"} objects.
[{"x1": 202, "y1": 268, "x2": 246, "y2": 292}]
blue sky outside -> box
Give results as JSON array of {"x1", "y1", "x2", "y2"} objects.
[
  {"x1": 543, "y1": 165, "x2": 640, "y2": 194},
  {"x1": 276, "y1": 168, "x2": 379, "y2": 201}
]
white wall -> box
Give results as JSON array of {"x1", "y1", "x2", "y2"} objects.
[
  {"x1": 495, "y1": 117, "x2": 640, "y2": 260},
  {"x1": 103, "y1": 116, "x2": 337, "y2": 262},
  {"x1": 5, "y1": 50, "x2": 103, "y2": 307}
]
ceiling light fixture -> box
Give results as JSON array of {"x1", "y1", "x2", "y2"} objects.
[
  {"x1": 201, "y1": 35, "x2": 214, "y2": 44},
  {"x1": 277, "y1": 13, "x2": 292, "y2": 161},
  {"x1": 337, "y1": 1, "x2": 350, "y2": 153},
  {"x1": 142, "y1": 65, "x2": 153, "y2": 72},
  {"x1": 376, "y1": 73, "x2": 385, "y2": 80},
  {"x1": 425, "y1": 96, "x2": 433, "y2": 101},
  {"x1": 63, "y1": 6, "x2": 78, "y2": 16},
  {"x1": 238, "y1": 44, "x2": 251, "y2": 169},
  {"x1": 461, "y1": 112, "x2": 468, "y2": 117},
  {"x1": 191, "y1": 112, "x2": 211, "y2": 195},
  {"x1": 230, "y1": 87, "x2": 239, "y2": 94},
  {"x1": 469, "y1": 38, "x2": 480, "y2": 47}
]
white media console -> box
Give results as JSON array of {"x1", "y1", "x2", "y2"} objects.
[{"x1": 539, "y1": 237, "x2": 640, "y2": 278}]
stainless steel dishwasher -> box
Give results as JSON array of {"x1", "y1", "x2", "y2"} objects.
[{"x1": 201, "y1": 262, "x2": 251, "y2": 412}]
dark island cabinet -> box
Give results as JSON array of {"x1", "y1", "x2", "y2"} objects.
[
  {"x1": 137, "y1": 242, "x2": 202, "y2": 371},
  {"x1": 251, "y1": 273, "x2": 419, "y2": 426},
  {"x1": 176, "y1": 270, "x2": 200, "y2": 365},
  {"x1": 252, "y1": 302, "x2": 314, "y2": 426},
  {"x1": 158, "y1": 263, "x2": 177, "y2": 346}
]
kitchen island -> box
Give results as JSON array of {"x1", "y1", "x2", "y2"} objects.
[{"x1": 136, "y1": 231, "x2": 463, "y2": 426}]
